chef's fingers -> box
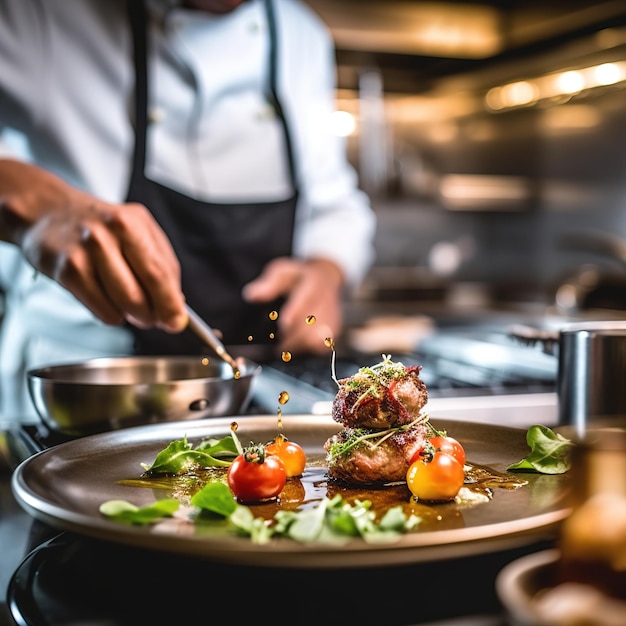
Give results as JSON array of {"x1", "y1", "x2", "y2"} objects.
[
  {"x1": 110, "y1": 202, "x2": 187, "y2": 332},
  {"x1": 19, "y1": 207, "x2": 129, "y2": 326},
  {"x1": 23, "y1": 197, "x2": 186, "y2": 332},
  {"x1": 241, "y1": 256, "x2": 303, "y2": 302},
  {"x1": 44, "y1": 241, "x2": 128, "y2": 327}
]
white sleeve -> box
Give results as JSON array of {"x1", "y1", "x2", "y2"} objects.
[
  {"x1": 0, "y1": 0, "x2": 47, "y2": 133},
  {"x1": 274, "y1": 0, "x2": 377, "y2": 287}
]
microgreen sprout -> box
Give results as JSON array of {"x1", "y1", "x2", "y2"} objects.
[{"x1": 327, "y1": 414, "x2": 430, "y2": 459}]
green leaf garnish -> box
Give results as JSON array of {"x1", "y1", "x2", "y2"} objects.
[
  {"x1": 507, "y1": 424, "x2": 574, "y2": 474},
  {"x1": 99, "y1": 498, "x2": 179, "y2": 524},
  {"x1": 273, "y1": 494, "x2": 420, "y2": 544},
  {"x1": 141, "y1": 434, "x2": 238, "y2": 475},
  {"x1": 101, "y1": 489, "x2": 421, "y2": 545},
  {"x1": 190, "y1": 481, "x2": 237, "y2": 517}
]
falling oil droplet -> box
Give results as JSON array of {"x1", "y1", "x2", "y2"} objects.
[
  {"x1": 247, "y1": 335, "x2": 253, "y2": 342},
  {"x1": 306, "y1": 315, "x2": 316, "y2": 325},
  {"x1": 201, "y1": 357, "x2": 209, "y2": 366},
  {"x1": 278, "y1": 391, "x2": 289, "y2": 405},
  {"x1": 277, "y1": 407, "x2": 283, "y2": 430},
  {"x1": 230, "y1": 421, "x2": 239, "y2": 432},
  {"x1": 269, "y1": 332, "x2": 275, "y2": 340},
  {"x1": 234, "y1": 369, "x2": 241, "y2": 380},
  {"x1": 281, "y1": 351, "x2": 292, "y2": 362},
  {"x1": 326, "y1": 337, "x2": 339, "y2": 385},
  {"x1": 269, "y1": 310, "x2": 278, "y2": 321}
]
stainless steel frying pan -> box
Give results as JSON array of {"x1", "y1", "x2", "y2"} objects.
[{"x1": 27, "y1": 355, "x2": 260, "y2": 437}]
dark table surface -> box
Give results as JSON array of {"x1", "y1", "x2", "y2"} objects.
[{"x1": 0, "y1": 427, "x2": 557, "y2": 626}]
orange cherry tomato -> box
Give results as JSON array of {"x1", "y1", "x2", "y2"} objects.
[
  {"x1": 406, "y1": 449, "x2": 465, "y2": 502},
  {"x1": 227, "y1": 445, "x2": 286, "y2": 503},
  {"x1": 265, "y1": 435, "x2": 306, "y2": 478}
]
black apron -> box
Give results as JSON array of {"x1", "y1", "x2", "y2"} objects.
[{"x1": 126, "y1": 0, "x2": 298, "y2": 356}]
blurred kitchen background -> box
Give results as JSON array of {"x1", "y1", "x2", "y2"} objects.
[
  {"x1": 3, "y1": 0, "x2": 626, "y2": 407},
  {"x1": 303, "y1": 0, "x2": 626, "y2": 325}
]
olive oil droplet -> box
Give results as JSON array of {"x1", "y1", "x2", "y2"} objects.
[
  {"x1": 277, "y1": 407, "x2": 283, "y2": 430},
  {"x1": 247, "y1": 335, "x2": 253, "y2": 342},
  {"x1": 269, "y1": 332, "x2": 275, "y2": 340},
  {"x1": 281, "y1": 351, "x2": 292, "y2": 362},
  {"x1": 278, "y1": 391, "x2": 290, "y2": 405},
  {"x1": 269, "y1": 310, "x2": 278, "y2": 321},
  {"x1": 326, "y1": 337, "x2": 339, "y2": 384},
  {"x1": 306, "y1": 315, "x2": 316, "y2": 325},
  {"x1": 234, "y1": 369, "x2": 241, "y2": 379},
  {"x1": 201, "y1": 357, "x2": 209, "y2": 366},
  {"x1": 230, "y1": 421, "x2": 238, "y2": 432}
]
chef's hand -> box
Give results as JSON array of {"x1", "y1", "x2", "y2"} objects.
[
  {"x1": 0, "y1": 159, "x2": 188, "y2": 332},
  {"x1": 242, "y1": 256, "x2": 344, "y2": 355}
]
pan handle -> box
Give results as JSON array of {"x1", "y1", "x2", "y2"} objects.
[
  {"x1": 0, "y1": 426, "x2": 44, "y2": 468},
  {"x1": 185, "y1": 305, "x2": 240, "y2": 372}
]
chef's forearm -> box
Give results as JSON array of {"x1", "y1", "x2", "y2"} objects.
[{"x1": 0, "y1": 158, "x2": 70, "y2": 245}]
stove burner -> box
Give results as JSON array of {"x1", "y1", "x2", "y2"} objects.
[{"x1": 8, "y1": 527, "x2": 550, "y2": 626}]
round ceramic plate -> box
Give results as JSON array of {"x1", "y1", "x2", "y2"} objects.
[{"x1": 11, "y1": 415, "x2": 571, "y2": 568}]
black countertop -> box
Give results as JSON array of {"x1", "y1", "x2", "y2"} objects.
[{"x1": 0, "y1": 425, "x2": 558, "y2": 626}]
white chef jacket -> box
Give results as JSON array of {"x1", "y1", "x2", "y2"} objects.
[{"x1": 0, "y1": 0, "x2": 376, "y2": 422}]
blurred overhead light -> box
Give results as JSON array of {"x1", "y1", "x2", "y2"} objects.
[
  {"x1": 438, "y1": 174, "x2": 531, "y2": 210},
  {"x1": 556, "y1": 70, "x2": 585, "y2": 95},
  {"x1": 594, "y1": 62, "x2": 622, "y2": 85},
  {"x1": 306, "y1": 1, "x2": 502, "y2": 58},
  {"x1": 485, "y1": 61, "x2": 626, "y2": 111},
  {"x1": 332, "y1": 110, "x2": 357, "y2": 136}
]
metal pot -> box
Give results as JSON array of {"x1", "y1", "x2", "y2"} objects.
[
  {"x1": 27, "y1": 356, "x2": 261, "y2": 437},
  {"x1": 510, "y1": 320, "x2": 626, "y2": 432},
  {"x1": 557, "y1": 321, "x2": 626, "y2": 434}
]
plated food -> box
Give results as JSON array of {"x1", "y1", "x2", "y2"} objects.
[
  {"x1": 95, "y1": 355, "x2": 569, "y2": 545},
  {"x1": 324, "y1": 356, "x2": 469, "y2": 502},
  {"x1": 12, "y1": 414, "x2": 572, "y2": 567},
  {"x1": 325, "y1": 356, "x2": 431, "y2": 485},
  {"x1": 131, "y1": 357, "x2": 492, "y2": 515},
  {"x1": 10, "y1": 353, "x2": 576, "y2": 567}
]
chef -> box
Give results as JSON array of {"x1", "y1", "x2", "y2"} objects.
[{"x1": 0, "y1": 0, "x2": 376, "y2": 420}]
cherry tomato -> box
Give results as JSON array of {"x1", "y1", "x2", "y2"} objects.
[
  {"x1": 265, "y1": 435, "x2": 306, "y2": 477},
  {"x1": 406, "y1": 450, "x2": 465, "y2": 502},
  {"x1": 429, "y1": 435, "x2": 466, "y2": 467},
  {"x1": 227, "y1": 445, "x2": 287, "y2": 503},
  {"x1": 410, "y1": 435, "x2": 466, "y2": 467}
]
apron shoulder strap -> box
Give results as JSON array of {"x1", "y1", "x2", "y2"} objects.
[{"x1": 127, "y1": 0, "x2": 149, "y2": 175}]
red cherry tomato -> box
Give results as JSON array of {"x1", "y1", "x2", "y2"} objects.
[
  {"x1": 406, "y1": 450, "x2": 465, "y2": 502},
  {"x1": 227, "y1": 445, "x2": 287, "y2": 503},
  {"x1": 410, "y1": 435, "x2": 466, "y2": 467},
  {"x1": 429, "y1": 435, "x2": 466, "y2": 467},
  {"x1": 265, "y1": 435, "x2": 306, "y2": 477}
]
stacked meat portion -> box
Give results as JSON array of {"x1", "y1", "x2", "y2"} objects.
[{"x1": 324, "y1": 357, "x2": 431, "y2": 486}]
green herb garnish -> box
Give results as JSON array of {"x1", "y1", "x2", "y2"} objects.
[
  {"x1": 141, "y1": 434, "x2": 238, "y2": 475},
  {"x1": 342, "y1": 354, "x2": 414, "y2": 410},
  {"x1": 326, "y1": 415, "x2": 430, "y2": 461},
  {"x1": 100, "y1": 483, "x2": 421, "y2": 545},
  {"x1": 99, "y1": 498, "x2": 180, "y2": 524},
  {"x1": 507, "y1": 424, "x2": 574, "y2": 474}
]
